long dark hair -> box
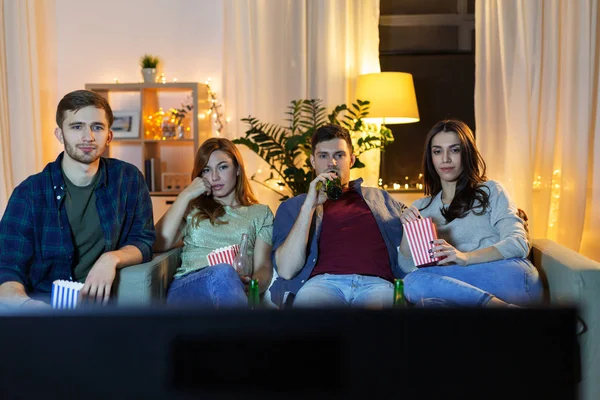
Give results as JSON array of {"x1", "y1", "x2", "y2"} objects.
[
  {"x1": 188, "y1": 138, "x2": 258, "y2": 226},
  {"x1": 421, "y1": 119, "x2": 489, "y2": 222}
]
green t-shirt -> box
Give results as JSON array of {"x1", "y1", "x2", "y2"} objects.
[
  {"x1": 62, "y1": 171, "x2": 105, "y2": 282},
  {"x1": 177, "y1": 204, "x2": 274, "y2": 278}
]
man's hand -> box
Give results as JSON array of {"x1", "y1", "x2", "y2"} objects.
[
  {"x1": 0, "y1": 282, "x2": 50, "y2": 309},
  {"x1": 20, "y1": 298, "x2": 51, "y2": 309},
  {"x1": 304, "y1": 172, "x2": 337, "y2": 209},
  {"x1": 81, "y1": 252, "x2": 119, "y2": 305}
]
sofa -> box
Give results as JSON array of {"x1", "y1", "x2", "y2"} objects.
[
  {"x1": 114, "y1": 239, "x2": 600, "y2": 400},
  {"x1": 529, "y1": 239, "x2": 600, "y2": 400}
]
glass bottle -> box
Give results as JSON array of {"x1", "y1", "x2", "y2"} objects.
[
  {"x1": 325, "y1": 176, "x2": 343, "y2": 200},
  {"x1": 248, "y1": 278, "x2": 260, "y2": 310},
  {"x1": 393, "y1": 279, "x2": 406, "y2": 307},
  {"x1": 232, "y1": 233, "x2": 253, "y2": 277},
  {"x1": 317, "y1": 176, "x2": 343, "y2": 200}
]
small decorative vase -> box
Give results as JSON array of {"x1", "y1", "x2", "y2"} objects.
[{"x1": 141, "y1": 68, "x2": 156, "y2": 83}]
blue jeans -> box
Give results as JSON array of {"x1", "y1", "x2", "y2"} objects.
[
  {"x1": 403, "y1": 258, "x2": 543, "y2": 307},
  {"x1": 167, "y1": 264, "x2": 247, "y2": 309},
  {"x1": 292, "y1": 274, "x2": 394, "y2": 308}
]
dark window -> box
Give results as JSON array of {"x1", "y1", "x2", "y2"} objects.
[
  {"x1": 378, "y1": 0, "x2": 475, "y2": 190},
  {"x1": 380, "y1": 0, "x2": 459, "y2": 15},
  {"x1": 379, "y1": 54, "x2": 475, "y2": 188}
]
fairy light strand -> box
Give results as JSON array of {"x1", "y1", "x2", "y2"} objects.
[{"x1": 205, "y1": 79, "x2": 225, "y2": 136}]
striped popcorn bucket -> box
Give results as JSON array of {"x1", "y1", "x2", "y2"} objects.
[
  {"x1": 207, "y1": 244, "x2": 240, "y2": 267},
  {"x1": 51, "y1": 280, "x2": 84, "y2": 309},
  {"x1": 404, "y1": 217, "x2": 441, "y2": 267}
]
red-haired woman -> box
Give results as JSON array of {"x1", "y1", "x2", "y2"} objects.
[{"x1": 154, "y1": 138, "x2": 273, "y2": 308}]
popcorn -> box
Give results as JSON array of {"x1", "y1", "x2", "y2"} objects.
[
  {"x1": 404, "y1": 217, "x2": 441, "y2": 267},
  {"x1": 51, "y1": 280, "x2": 85, "y2": 309},
  {"x1": 207, "y1": 244, "x2": 240, "y2": 267}
]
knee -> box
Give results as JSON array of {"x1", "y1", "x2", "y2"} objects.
[{"x1": 403, "y1": 271, "x2": 430, "y2": 303}]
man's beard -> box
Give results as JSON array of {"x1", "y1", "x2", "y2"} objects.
[{"x1": 63, "y1": 140, "x2": 105, "y2": 164}]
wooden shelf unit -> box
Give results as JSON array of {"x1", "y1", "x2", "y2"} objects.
[{"x1": 85, "y1": 82, "x2": 211, "y2": 196}]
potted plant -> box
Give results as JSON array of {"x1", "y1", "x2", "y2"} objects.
[
  {"x1": 140, "y1": 54, "x2": 160, "y2": 83},
  {"x1": 233, "y1": 99, "x2": 393, "y2": 201}
]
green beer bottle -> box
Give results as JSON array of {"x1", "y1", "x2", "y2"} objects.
[
  {"x1": 248, "y1": 278, "x2": 260, "y2": 310},
  {"x1": 324, "y1": 176, "x2": 343, "y2": 200},
  {"x1": 393, "y1": 279, "x2": 406, "y2": 307},
  {"x1": 316, "y1": 175, "x2": 343, "y2": 200}
]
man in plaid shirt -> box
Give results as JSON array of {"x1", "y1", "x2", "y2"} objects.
[{"x1": 0, "y1": 90, "x2": 155, "y2": 308}]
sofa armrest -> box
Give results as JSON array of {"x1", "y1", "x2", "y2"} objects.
[
  {"x1": 113, "y1": 248, "x2": 182, "y2": 306},
  {"x1": 531, "y1": 238, "x2": 600, "y2": 400},
  {"x1": 531, "y1": 238, "x2": 600, "y2": 303}
]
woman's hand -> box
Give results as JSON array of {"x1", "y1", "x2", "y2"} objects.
[
  {"x1": 180, "y1": 177, "x2": 211, "y2": 202},
  {"x1": 431, "y1": 239, "x2": 470, "y2": 266},
  {"x1": 400, "y1": 205, "x2": 422, "y2": 225}
]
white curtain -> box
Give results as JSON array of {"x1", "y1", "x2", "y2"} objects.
[
  {"x1": 475, "y1": 0, "x2": 600, "y2": 263},
  {"x1": 0, "y1": 0, "x2": 55, "y2": 217},
  {"x1": 0, "y1": 0, "x2": 13, "y2": 217},
  {"x1": 222, "y1": 0, "x2": 381, "y2": 211}
]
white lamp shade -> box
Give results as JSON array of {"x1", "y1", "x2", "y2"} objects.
[{"x1": 355, "y1": 72, "x2": 420, "y2": 124}]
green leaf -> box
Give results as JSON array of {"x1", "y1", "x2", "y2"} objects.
[
  {"x1": 352, "y1": 157, "x2": 366, "y2": 169},
  {"x1": 240, "y1": 97, "x2": 393, "y2": 200},
  {"x1": 285, "y1": 135, "x2": 306, "y2": 151},
  {"x1": 232, "y1": 137, "x2": 259, "y2": 153}
]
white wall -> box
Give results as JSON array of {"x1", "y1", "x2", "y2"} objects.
[
  {"x1": 53, "y1": 0, "x2": 223, "y2": 124},
  {"x1": 48, "y1": 0, "x2": 295, "y2": 212}
]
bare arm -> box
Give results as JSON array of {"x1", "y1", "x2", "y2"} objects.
[
  {"x1": 252, "y1": 238, "x2": 273, "y2": 293},
  {"x1": 275, "y1": 173, "x2": 333, "y2": 280},
  {"x1": 465, "y1": 246, "x2": 504, "y2": 264},
  {"x1": 433, "y1": 238, "x2": 504, "y2": 266},
  {"x1": 154, "y1": 177, "x2": 211, "y2": 252},
  {"x1": 275, "y1": 204, "x2": 315, "y2": 280}
]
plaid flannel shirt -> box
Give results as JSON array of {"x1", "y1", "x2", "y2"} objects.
[{"x1": 0, "y1": 153, "x2": 155, "y2": 293}]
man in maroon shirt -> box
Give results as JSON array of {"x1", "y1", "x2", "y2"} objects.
[{"x1": 270, "y1": 124, "x2": 406, "y2": 308}]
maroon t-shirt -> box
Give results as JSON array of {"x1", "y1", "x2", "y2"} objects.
[{"x1": 310, "y1": 188, "x2": 394, "y2": 281}]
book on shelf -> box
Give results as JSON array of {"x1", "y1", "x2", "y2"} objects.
[{"x1": 144, "y1": 158, "x2": 161, "y2": 192}]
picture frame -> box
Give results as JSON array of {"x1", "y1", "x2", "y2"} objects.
[
  {"x1": 161, "y1": 172, "x2": 191, "y2": 192},
  {"x1": 111, "y1": 111, "x2": 140, "y2": 139}
]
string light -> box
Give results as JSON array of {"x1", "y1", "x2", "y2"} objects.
[
  {"x1": 132, "y1": 77, "x2": 227, "y2": 138},
  {"x1": 548, "y1": 169, "x2": 561, "y2": 229},
  {"x1": 205, "y1": 78, "x2": 226, "y2": 136}
]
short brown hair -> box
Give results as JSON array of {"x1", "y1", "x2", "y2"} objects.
[
  {"x1": 56, "y1": 90, "x2": 114, "y2": 129},
  {"x1": 311, "y1": 124, "x2": 353, "y2": 154}
]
